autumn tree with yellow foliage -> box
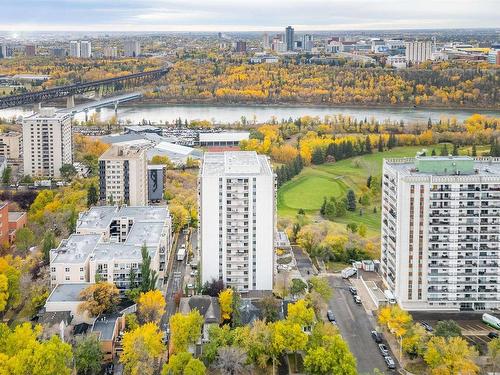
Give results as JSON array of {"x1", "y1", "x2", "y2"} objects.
[
  {"x1": 137, "y1": 289, "x2": 166, "y2": 324},
  {"x1": 121, "y1": 323, "x2": 165, "y2": 375},
  {"x1": 218, "y1": 288, "x2": 234, "y2": 321}
]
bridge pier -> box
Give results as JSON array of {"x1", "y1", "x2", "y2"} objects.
[
  {"x1": 33, "y1": 103, "x2": 41, "y2": 112},
  {"x1": 84, "y1": 109, "x2": 89, "y2": 122},
  {"x1": 114, "y1": 102, "x2": 119, "y2": 113},
  {"x1": 66, "y1": 95, "x2": 75, "y2": 109}
]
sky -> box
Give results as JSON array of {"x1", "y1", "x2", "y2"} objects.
[{"x1": 0, "y1": 0, "x2": 498, "y2": 32}]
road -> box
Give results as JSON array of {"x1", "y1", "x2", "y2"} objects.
[
  {"x1": 160, "y1": 231, "x2": 189, "y2": 331},
  {"x1": 291, "y1": 245, "x2": 316, "y2": 280},
  {"x1": 327, "y1": 275, "x2": 395, "y2": 375}
]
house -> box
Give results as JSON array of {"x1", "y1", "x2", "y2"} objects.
[
  {"x1": 8, "y1": 211, "x2": 27, "y2": 244},
  {"x1": 179, "y1": 296, "x2": 221, "y2": 355}
]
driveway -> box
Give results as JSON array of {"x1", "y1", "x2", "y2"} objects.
[
  {"x1": 291, "y1": 245, "x2": 316, "y2": 280},
  {"x1": 327, "y1": 275, "x2": 396, "y2": 374}
]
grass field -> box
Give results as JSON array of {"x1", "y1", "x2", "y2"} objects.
[{"x1": 277, "y1": 145, "x2": 438, "y2": 237}]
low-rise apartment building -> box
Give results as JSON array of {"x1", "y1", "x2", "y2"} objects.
[{"x1": 50, "y1": 206, "x2": 172, "y2": 290}]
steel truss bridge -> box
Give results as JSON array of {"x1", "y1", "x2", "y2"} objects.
[{"x1": 0, "y1": 66, "x2": 170, "y2": 110}]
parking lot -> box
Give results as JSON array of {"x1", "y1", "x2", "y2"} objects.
[{"x1": 410, "y1": 311, "x2": 497, "y2": 353}]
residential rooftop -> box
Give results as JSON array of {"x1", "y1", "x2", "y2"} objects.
[
  {"x1": 46, "y1": 283, "x2": 89, "y2": 302},
  {"x1": 99, "y1": 143, "x2": 148, "y2": 160},
  {"x1": 385, "y1": 156, "x2": 500, "y2": 177},
  {"x1": 202, "y1": 151, "x2": 273, "y2": 176},
  {"x1": 51, "y1": 234, "x2": 102, "y2": 264}
]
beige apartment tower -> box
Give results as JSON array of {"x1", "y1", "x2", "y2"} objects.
[
  {"x1": 22, "y1": 108, "x2": 72, "y2": 178},
  {"x1": 98, "y1": 143, "x2": 148, "y2": 206}
]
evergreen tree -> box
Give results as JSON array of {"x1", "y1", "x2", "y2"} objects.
[
  {"x1": 365, "y1": 136, "x2": 372, "y2": 154},
  {"x1": 141, "y1": 243, "x2": 158, "y2": 292},
  {"x1": 440, "y1": 144, "x2": 449, "y2": 156},
  {"x1": 471, "y1": 144, "x2": 477, "y2": 157},
  {"x1": 428, "y1": 117, "x2": 432, "y2": 129},
  {"x1": 336, "y1": 199, "x2": 347, "y2": 217},
  {"x1": 87, "y1": 183, "x2": 98, "y2": 208},
  {"x1": 366, "y1": 175, "x2": 372, "y2": 188},
  {"x1": 452, "y1": 143, "x2": 459, "y2": 156},
  {"x1": 378, "y1": 136, "x2": 383, "y2": 152},
  {"x1": 320, "y1": 197, "x2": 327, "y2": 216},
  {"x1": 431, "y1": 149, "x2": 436, "y2": 156},
  {"x1": 324, "y1": 198, "x2": 337, "y2": 220},
  {"x1": 311, "y1": 148, "x2": 325, "y2": 165},
  {"x1": 346, "y1": 190, "x2": 356, "y2": 211}
]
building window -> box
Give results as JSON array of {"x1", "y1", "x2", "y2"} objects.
[
  {"x1": 65, "y1": 267, "x2": 70, "y2": 272},
  {"x1": 51, "y1": 267, "x2": 56, "y2": 272}
]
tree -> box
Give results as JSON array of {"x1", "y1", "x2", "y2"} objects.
[
  {"x1": 2, "y1": 166, "x2": 12, "y2": 184},
  {"x1": 169, "y1": 310, "x2": 204, "y2": 354},
  {"x1": 290, "y1": 278, "x2": 308, "y2": 297},
  {"x1": 287, "y1": 299, "x2": 315, "y2": 328},
  {"x1": 311, "y1": 148, "x2": 325, "y2": 165},
  {"x1": 218, "y1": 288, "x2": 234, "y2": 321},
  {"x1": 41, "y1": 231, "x2": 56, "y2": 264},
  {"x1": 202, "y1": 279, "x2": 225, "y2": 297},
  {"x1": 402, "y1": 324, "x2": 427, "y2": 358},
  {"x1": 346, "y1": 189, "x2": 356, "y2": 211},
  {"x1": 424, "y1": 336, "x2": 479, "y2": 375},
  {"x1": 378, "y1": 305, "x2": 412, "y2": 338},
  {"x1": 271, "y1": 320, "x2": 308, "y2": 370},
  {"x1": 346, "y1": 222, "x2": 358, "y2": 233},
  {"x1": 0, "y1": 323, "x2": 73, "y2": 375},
  {"x1": 471, "y1": 144, "x2": 477, "y2": 156},
  {"x1": 78, "y1": 282, "x2": 120, "y2": 317},
  {"x1": 366, "y1": 175, "x2": 372, "y2": 188},
  {"x1": 86, "y1": 184, "x2": 98, "y2": 208},
  {"x1": 435, "y1": 320, "x2": 462, "y2": 338},
  {"x1": 304, "y1": 330, "x2": 357, "y2": 375},
  {"x1": 358, "y1": 224, "x2": 367, "y2": 237},
  {"x1": 214, "y1": 347, "x2": 250, "y2": 375},
  {"x1": 203, "y1": 325, "x2": 235, "y2": 364},
  {"x1": 140, "y1": 243, "x2": 158, "y2": 292},
  {"x1": 308, "y1": 277, "x2": 332, "y2": 302},
  {"x1": 59, "y1": 164, "x2": 77, "y2": 181},
  {"x1": 162, "y1": 351, "x2": 206, "y2": 375},
  {"x1": 150, "y1": 155, "x2": 174, "y2": 168},
  {"x1": 121, "y1": 323, "x2": 164, "y2": 375},
  {"x1": 15, "y1": 227, "x2": 35, "y2": 253},
  {"x1": 260, "y1": 295, "x2": 280, "y2": 323},
  {"x1": 365, "y1": 136, "x2": 372, "y2": 153},
  {"x1": 137, "y1": 290, "x2": 166, "y2": 324},
  {"x1": 0, "y1": 255, "x2": 21, "y2": 312},
  {"x1": 488, "y1": 338, "x2": 500, "y2": 372},
  {"x1": 74, "y1": 334, "x2": 103, "y2": 375},
  {"x1": 440, "y1": 143, "x2": 449, "y2": 156},
  {"x1": 169, "y1": 203, "x2": 190, "y2": 232}
]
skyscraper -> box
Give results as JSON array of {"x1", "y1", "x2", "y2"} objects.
[
  {"x1": 123, "y1": 40, "x2": 141, "y2": 57},
  {"x1": 381, "y1": 156, "x2": 500, "y2": 311},
  {"x1": 199, "y1": 151, "x2": 276, "y2": 291},
  {"x1": 302, "y1": 34, "x2": 313, "y2": 52},
  {"x1": 22, "y1": 108, "x2": 72, "y2": 178},
  {"x1": 69, "y1": 41, "x2": 80, "y2": 58},
  {"x1": 80, "y1": 41, "x2": 92, "y2": 58},
  {"x1": 285, "y1": 26, "x2": 295, "y2": 51},
  {"x1": 262, "y1": 33, "x2": 270, "y2": 50}
]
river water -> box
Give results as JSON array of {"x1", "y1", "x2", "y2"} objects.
[{"x1": 0, "y1": 104, "x2": 498, "y2": 125}]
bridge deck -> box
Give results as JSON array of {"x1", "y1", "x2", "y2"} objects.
[{"x1": 58, "y1": 92, "x2": 143, "y2": 114}]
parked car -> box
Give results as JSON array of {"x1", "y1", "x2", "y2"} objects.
[
  {"x1": 349, "y1": 286, "x2": 357, "y2": 295},
  {"x1": 378, "y1": 343, "x2": 389, "y2": 356},
  {"x1": 488, "y1": 331, "x2": 499, "y2": 339},
  {"x1": 354, "y1": 295, "x2": 362, "y2": 304},
  {"x1": 327, "y1": 310, "x2": 336, "y2": 323},
  {"x1": 420, "y1": 322, "x2": 433, "y2": 332},
  {"x1": 384, "y1": 356, "x2": 396, "y2": 369},
  {"x1": 371, "y1": 330, "x2": 383, "y2": 343}
]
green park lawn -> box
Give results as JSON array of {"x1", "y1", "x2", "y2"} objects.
[{"x1": 277, "y1": 145, "x2": 437, "y2": 236}]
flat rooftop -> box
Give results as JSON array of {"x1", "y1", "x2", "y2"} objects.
[
  {"x1": 99, "y1": 144, "x2": 148, "y2": 160},
  {"x1": 46, "y1": 283, "x2": 89, "y2": 302},
  {"x1": 199, "y1": 132, "x2": 250, "y2": 142},
  {"x1": 51, "y1": 234, "x2": 102, "y2": 264},
  {"x1": 202, "y1": 151, "x2": 273, "y2": 176},
  {"x1": 92, "y1": 314, "x2": 120, "y2": 341},
  {"x1": 77, "y1": 206, "x2": 118, "y2": 231},
  {"x1": 385, "y1": 157, "x2": 500, "y2": 177}
]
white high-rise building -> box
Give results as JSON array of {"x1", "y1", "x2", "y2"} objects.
[
  {"x1": 80, "y1": 41, "x2": 91, "y2": 58},
  {"x1": 199, "y1": 151, "x2": 276, "y2": 291},
  {"x1": 405, "y1": 41, "x2": 432, "y2": 64},
  {"x1": 382, "y1": 156, "x2": 500, "y2": 312},
  {"x1": 69, "y1": 41, "x2": 80, "y2": 58},
  {"x1": 99, "y1": 143, "x2": 148, "y2": 206},
  {"x1": 123, "y1": 40, "x2": 141, "y2": 57},
  {"x1": 103, "y1": 46, "x2": 118, "y2": 58},
  {"x1": 262, "y1": 33, "x2": 270, "y2": 50},
  {"x1": 302, "y1": 34, "x2": 314, "y2": 52},
  {"x1": 22, "y1": 108, "x2": 72, "y2": 178}
]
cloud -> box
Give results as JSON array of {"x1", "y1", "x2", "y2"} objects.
[{"x1": 0, "y1": 0, "x2": 497, "y2": 31}]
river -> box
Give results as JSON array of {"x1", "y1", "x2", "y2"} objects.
[{"x1": 0, "y1": 104, "x2": 499, "y2": 125}]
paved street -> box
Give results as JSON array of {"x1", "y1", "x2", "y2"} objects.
[
  {"x1": 160, "y1": 231, "x2": 189, "y2": 331},
  {"x1": 291, "y1": 245, "x2": 316, "y2": 280},
  {"x1": 327, "y1": 275, "x2": 395, "y2": 375}
]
